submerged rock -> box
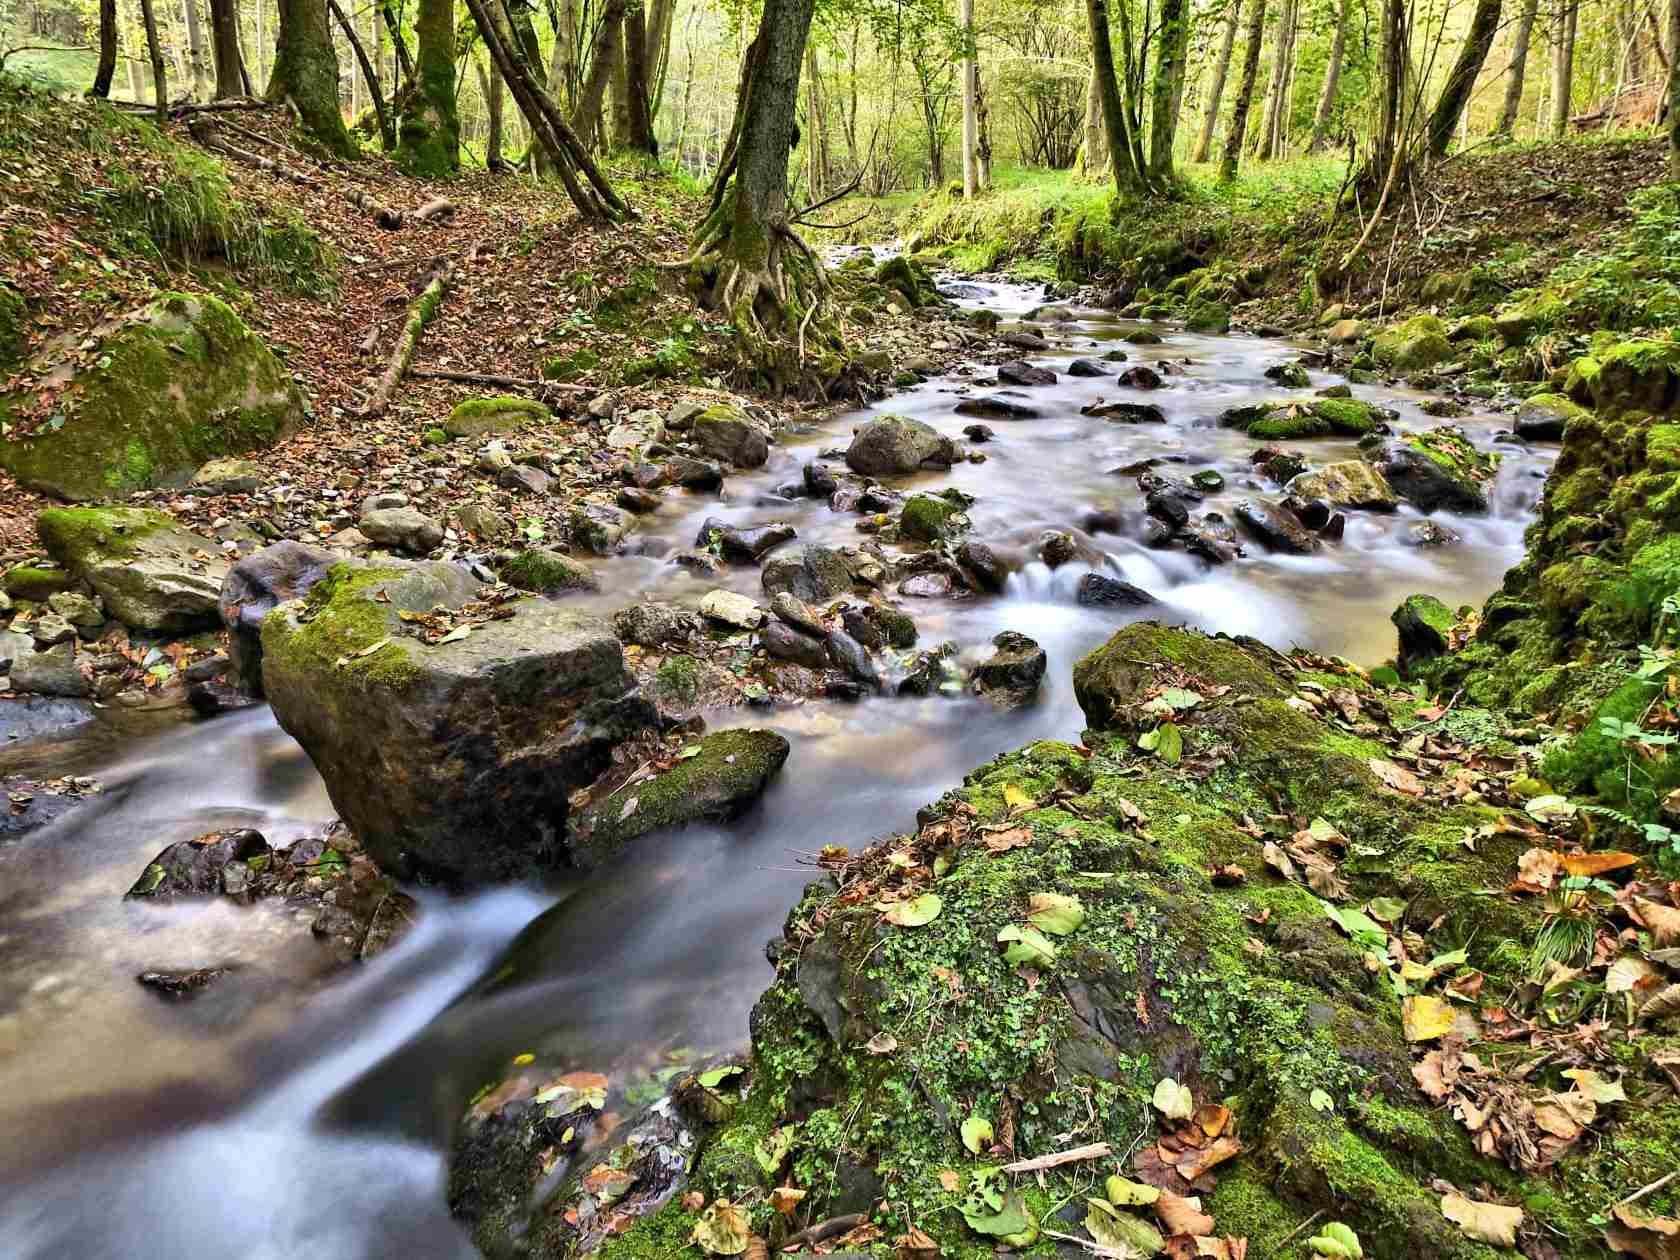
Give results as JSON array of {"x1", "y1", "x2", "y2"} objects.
[
  {"x1": 1076, "y1": 572, "x2": 1157, "y2": 607},
  {"x1": 568, "y1": 729, "x2": 791, "y2": 864},
  {"x1": 261, "y1": 559, "x2": 655, "y2": 883}
]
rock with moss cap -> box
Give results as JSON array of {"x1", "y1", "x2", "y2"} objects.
[
  {"x1": 567, "y1": 728, "x2": 791, "y2": 866},
  {"x1": 496, "y1": 546, "x2": 599, "y2": 593},
  {"x1": 1220, "y1": 398, "x2": 1390, "y2": 440},
  {"x1": 1562, "y1": 338, "x2": 1680, "y2": 416},
  {"x1": 1286, "y1": 461, "x2": 1398, "y2": 511},
  {"x1": 1512, "y1": 392, "x2": 1586, "y2": 442},
  {"x1": 444, "y1": 395, "x2": 549, "y2": 438},
  {"x1": 1370, "y1": 314, "x2": 1453, "y2": 372},
  {"x1": 0, "y1": 293, "x2": 303, "y2": 501},
  {"x1": 845, "y1": 414, "x2": 958, "y2": 476},
  {"x1": 899, "y1": 493, "x2": 968, "y2": 543},
  {"x1": 1376, "y1": 427, "x2": 1498, "y2": 515},
  {"x1": 261, "y1": 558, "x2": 655, "y2": 883},
  {"x1": 1392, "y1": 593, "x2": 1456, "y2": 666},
  {"x1": 39, "y1": 507, "x2": 228, "y2": 633},
  {"x1": 689, "y1": 404, "x2": 769, "y2": 469}
]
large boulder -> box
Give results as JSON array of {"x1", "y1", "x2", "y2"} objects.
[
  {"x1": 0, "y1": 293, "x2": 303, "y2": 501},
  {"x1": 1375, "y1": 427, "x2": 1497, "y2": 515},
  {"x1": 761, "y1": 545, "x2": 853, "y2": 602},
  {"x1": 444, "y1": 396, "x2": 548, "y2": 438},
  {"x1": 689, "y1": 405, "x2": 769, "y2": 468},
  {"x1": 39, "y1": 507, "x2": 228, "y2": 633},
  {"x1": 260, "y1": 559, "x2": 656, "y2": 883},
  {"x1": 1512, "y1": 392, "x2": 1586, "y2": 442},
  {"x1": 845, "y1": 414, "x2": 958, "y2": 475},
  {"x1": 1370, "y1": 314, "x2": 1453, "y2": 372},
  {"x1": 567, "y1": 728, "x2": 791, "y2": 865},
  {"x1": 219, "y1": 540, "x2": 339, "y2": 693}
]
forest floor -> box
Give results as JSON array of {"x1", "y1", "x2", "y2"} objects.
[{"x1": 0, "y1": 80, "x2": 972, "y2": 559}]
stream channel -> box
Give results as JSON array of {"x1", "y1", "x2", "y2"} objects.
[{"x1": 0, "y1": 279, "x2": 1554, "y2": 1258}]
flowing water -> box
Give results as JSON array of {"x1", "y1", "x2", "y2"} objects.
[{"x1": 0, "y1": 283, "x2": 1554, "y2": 1258}]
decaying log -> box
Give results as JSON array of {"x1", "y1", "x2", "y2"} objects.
[{"x1": 364, "y1": 260, "x2": 453, "y2": 417}]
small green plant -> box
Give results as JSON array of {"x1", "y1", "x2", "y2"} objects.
[{"x1": 1528, "y1": 876, "x2": 1609, "y2": 978}]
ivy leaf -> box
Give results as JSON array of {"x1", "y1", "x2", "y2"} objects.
[
  {"x1": 960, "y1": 1113, "x2": 994, "y2": 1155},
  {"x1": 997, "y1": 923, "x2": 1057, "y2": 966},
  {"x1": 1026, "y1": 892, "x2": 1085, "y2": 936}
]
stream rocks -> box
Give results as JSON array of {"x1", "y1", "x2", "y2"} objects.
[
  {"x1": 39, "y1": 507, "x2": 227, "y2": 633},
  {"x1": 761, "y1": 545, "x2": 853, "y2": 602},
  {"x1": 971, "y1": 630, "x2": 1046, "y2": 707},
  {"x1": 1374, "y1": 427, "x2": 1498, "y2": 514},
  {"x1": 260, "y1": 557, "x2": 655, "y2": 883},
  {"x1": 845, "y1": 414, "x2": 958, "y2": 475},
  {"x1": 219, "y1": 541, "x2": 339, "y2": 692},
  {"x1": 690, "y1": 405, "x2": 770, "y2": 468},
  {"x1": 568, "y1": 728, "x2": 791, "y2": 865},
  {"x1": 1285, "y1": 460, "x2": 1399, "y2": 511}
]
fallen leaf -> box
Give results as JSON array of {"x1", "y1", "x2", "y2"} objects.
[
  {"x1": 1402, "y1": 995, "x2": 1456, "y2": 1042},
  {"x1": 882, "y1": 894, "x2": 942, "y2": 927},
  {"x1": 960, "y1": 1113, "x2": 993, "y2": 1155},
  {"x1": 1027, "y1": 892, "x2": 1085, "y2": 936},
  {"x1": 1001, "y1": 784, "x2": 1035, "y2": 811},
  {"x1": 1562, "y1": 1069, "x2": 1627, "y2": 1105},
  {"x1": 1153, "y1": 1077, "x2": 1194, "y2": 1121},
  {"x1": 1193, "y1": 1103, "x2": 1231, "y2": 1137},
  {"x1": 1306, "y1": 1221, "x2": 1364, "y2": 1258},
  {"x1": 983, "y1": 827, "x2": 1033, "y2": 853},
  {"x1": 692, "y1": 1199, "x2": 750, "y2": 1255},
  {"x1": 1106, "y1": 1175, "x2": 1161, "y2": 1206},
  {"x1": 1560, "y1": 851, "x2": 1641, "y2": 877},
  {"x1": 1634, "y1": 898, "x2": 1680, "y2": 946},
  {"x1": 938, "y1": 1169, "x2": 961, "y2": 1193},
  {"x1": 894, "y1": 1225, "x2": 937, "y2": 1260},
  {"x1": 1369, "y1": 758, "x2": 1424, "y2": 795},
  {"x1": 866, "y1": 1032, "x2": 899, "y2": 1055},
  {"x1": 1086, "y1": 1199, "x2": 1165, "y2": 1255},
  {"x1": 1606, "y1": 1204, "x2": 1680, "y2": 1260},
  {"x1": 1156, "y1": 1189, "x2": 1215, "y2": 1236},
  {"x1": 771, "y1": 1187, "x2": 806, "y2": 1217},
  {"x1": 1607, "y1": 955, "x2": 1663, "y2": 995},
  {"x1": 1441, "y1": 1193, "x2": 1523, "y2": 1247},
  {"x1": 1262, "y1": 842, "x2": 1297, "y2": 880},
  {"x1": 682, "y1": 1191, "x2": 705, "y2": 1211},
  {"x1": 1176, "y1": 1134, "x2": 1242, "y2": 1181},
  {"x1": 1526, "y1": 794, "x2": 1578, "y2": 823},
  {"x1": 1517, "y1": 847, "x2": 1562, "y2": 889},
  {"x1": 997, "y1": 923, "x2": 1057, "y2": 966}
]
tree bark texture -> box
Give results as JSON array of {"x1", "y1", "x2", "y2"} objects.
[
  {"x1": 479, "y1": 59, "x2": 506, "y2": 169},
  {"x1": 1149, "y1": 0, "x2": 1189, "y2": 179},
  {"x1": 624, "y1": 0, "x2": 657, "y2": 153},
  {"x1": 139, "y1": 0, "x2": 168, "y2": 120},
  {"x1": 960, "y1": 0, "x2": 978, "y2": 197},
  {"x1": 1257, "y1": 0, "x2": 1297, "y2": 158},
  {"x1": 1219, "y1": 0, "x2": 1266, "y2": 181},
  {"x1": 267, "y1": 0, "x2": 356, "y2": 154},
  {"x1": 1083, "y1": 68, "x2": 1109, "y2": 172},
  {"x1": 1088, "y1": 0, "x2": 1144, "y2": 191},
  {"x1": 1307, "y1": 0, "x2": 1348, "y2": 150},
  {"x1": 91, "y1": 0, "x2": 119, "y2": 97},
  {"x1": 182, "y1": 0, "x2": 209, "y2": 100},
  {"x1": 1551, "y1": 0, "x2": 1578, "y2": 136},
  {"x1": 573, "y1": 0, "x2": 627, "y2": 144},
  {"x1": 208, "y1": 0, "x2": 242, "y2": 98},
  {"x1": 1193, "y1": 0, "x2": 1240, "y2": 163},
  {"x1": 328, "y1": 0, "x2": 393, "y2": 148},
  {"x1": 1426, "y1": 0, "x2": 1502, "y2": 154},
  {"x1": 1669, "y1": 0, "x2": 1679, "y2": 178},
  {"x1": 397, "y1": 0, "x2": 459, "y2": 173}
]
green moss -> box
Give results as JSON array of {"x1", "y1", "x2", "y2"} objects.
[
  {"x1": 1, "y1": 564, "x2": 77, "y2": 600},
  {"x1": 496, "y1": 547, "x2": 596, "y2": 593},
  {"x1": 444, "y1": 396, "x2": 548, "y2": 438},
  {"x1": 900, "y1": 493, "x2": 965, "y2": 543},
  {"x1": 1371, "y1": 315, "x2": 1454, "y2": 372},
  {"x1": 261, "y1": 562, "x2": 430, "y2": 693},
  {"x1": 0, "y1": 283, "x2": 26, "y2": 367},
  {"x1": 656, "y1": 653, "x2": 701, "y2": 706},
  {"x1": 38, "y1": 506, "x2": 173, "y2": 565}
]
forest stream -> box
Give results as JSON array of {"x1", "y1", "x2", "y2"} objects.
[{"x1": 0, "y1": 280, "x2": 1555, "y2": 1258}]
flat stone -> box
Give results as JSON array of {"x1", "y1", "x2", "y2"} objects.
[{"x1": 699, "y1": 589, "x2": 765, "y2": 630}]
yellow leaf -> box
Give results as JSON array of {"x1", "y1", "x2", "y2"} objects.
[
  {"x1": 1002, "y1": 784, "x2": 1035, "y2": 811},
  {"x1": 1402, "y1": 995, "x2": 1455, "y2": 1042},
  {"x1": 771, "y1": 1187, "x2": 806, "y2": 1217}
]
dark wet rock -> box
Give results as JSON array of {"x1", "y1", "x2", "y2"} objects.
[
  {"x1": 262, "y1": 559, "x2": 655, "y2": 883},
  {"x1": 1406, "y1": 520, "x2": 1462, "y2": 548},
  {"x1": 763, "y1": 619, "x2": 830, "y2": 669},
  {"x1": 1182, "y1": 519, "x2": 1243, "y2": 564},
  {"x1": 1038, "y1": 530, "x2": 1078, "y2": 567},
  {"x1": 1081, "y1": 509, "x2": 1126, "y2": 535},
  {"x1": 38, "y1": 507, "x2": 228, "y2": 634},
  {"x1": 1264, "y1": 361, "x2": 1312, "y2": 387},
  {"x1": 899, "y1": 572, "x2": 955, "y2": 598},
  {"x1": 839, "y1": 608, "x2": 884, "y2": 651},
  {"x1": 1234, "y1": 499, "x2": 1320, "y2": 554},
  {"x1": 762, "y1": 545, "x2": 853, "y2": 602},
  {"x1": 1322, "y1": 512, "x2": 1347, "y2": 540},
  {"x1": 1083, "y1": 400, "x2": 1167, "y2": 423},
  {"x1": 859, "y1": 603, "x2": 918, "y2": 649},
  {"x1": 1138, "y1": 471, "x2": 1204, "y2": 504},
  {"x1": 665, "y1": 457, "x2": 725, "y2": 491},
  {"x1": 1253, "y1": 445, "x2": 1309, "y2": 485},
  {"x1": 1067, "y1": 358, "x2": 1109, "y2": 377},
  {"x1": 954, "y1": 395, "x2": 1041, "y2": 420},
  {"x1": 1117, "y1": 364, "x2": 1163, "y2": 389},
  {"x1": 0, "y1": 775, "x2": 95, "y2": 838},
  {"x1": 613, "y1": 602, "x2": 699, "y2": 648},
  {"x1": 898, "y1": 643, "x2": 961, "y2": 695},
  {"x1": 1140, "y1": 517, "x2": 1176, "y2": 548},
  {"x1": 855, "y1": 488, "x2": 901, "y2": 515},
  {"x1": 689, "y1": 404, "x2": 769, "y2": 469},
  {"x1": 671, "y1": 550, "x2": 721, "y2": 577},
  {"x1": 1077, "y1": 573, "x2": 1157, "y2": 607},
  {"x1": 939, "y1": 280, "x2": 990, "y2": 299},
  {"x1": 771, "y1": 592, "x2": 827, "y2": 637},
  {"x1": 996, "y1": 361, "x2": 1057, "y2": 387},
  {"x1": 1376, "y1": 441, "x2": 1491, "y2": 515},
  {"x1": 569, "y1": 729, "x2": 792, "y2": 864},
  {"x1": 696, "y1": 518, "x2": 796, "y2": 564},
  {"x1": 957, "y1": 540, "x2": 1009, "y2": 592},
  {"x1": 617, "y1": 487, "x2": 662, "y2": 514},
  {"x1": 1421, "y1": 398, "x2": 1469, "y2": 418},
  {"x1": 136, "y1": 966, "x2": 235, "y2": 999},
  {"x1": 1283, "y1": 495, "x2": 1333, "y2": 531},
  {"x1": 846, "y1": 414, "x2": 959, "y2": 475},
  {"x1": 825, "y1": 629, "x2": 882, "y2": 690},
  {"x1": 1393, "y1": 593, "x2": 1456, "y2": 665},
  {"x1": 497, "y1": 463, "x2": 553, "y2": 495},
  {"x1": 1512, "y1": 392, "x2": 1584, "y2": 442},
  {"x1": 569, "y1": 503, "x2": 633, "y2": 555},
  {"x1": 972, "y1": 630, "x2": 1046, "y2": 707},
  {"x1": 1145, "y1": 492, "x2": 1190, "y2": 530},
  {"x1": 803, "y1": 462, "x2": 839, "y2": 497},
  {"x1": 1190, "y1": 469, "x2": 1226, "y2": 492},
  {"x1": 127, "y1": 828, "x2": 272, "y2": 900},
  {"x1": 962, "y1": 423, "x2": 994, "y2": 443},
  {"x1": 1000, "y1": 329, "x2": 1049, "y2": 351}
]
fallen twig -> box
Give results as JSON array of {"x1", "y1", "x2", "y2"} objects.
[
  {"x1": 1041, "y1": 1229, "x2": 1135, "y2": 1259},
  {"x1": 407, "y1": 368, "x2": 591, "y2": 402},
  {"x1": 1001, "y1": 1142, "x2": 1113, "y2": 1174},
  {"x1": 781, "y1": 1213, "x2": 868, "y2": 1250},
  {"x1": 1277, "y1": 1209, "x2": 1325, "y2": 1249},
  {"x1": 1612, "y1": 1169, "x2": 1680, "y2": 1210}
]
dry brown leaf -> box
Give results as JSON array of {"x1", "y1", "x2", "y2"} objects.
[
  {"x1": 983, "y1": 827, "x2": 1034, "y2": 854},
  {"x1": 1155, "y1": 1190, "x2": 1215, "y2": 1237},
  {"x1": 1640, "y1": 983, "x2": 1680, "y2": 1023},
  {"x1": 1370, "y1": 758, "x2": 1425, "y2": 795},
  {"x1": 771, "y1": 1187, "x2": 806, "y2": 1217},
  {"x1": 1560, "y1": 851, "x2": 1641, "y2": 877},
  {"x1": 937, "y1": 1169, "x2": 960, "y2": 1193},
  {"x1": 1176, "y1": 1135, "x2": 1243, "y2": 1182},
  {"x1": 1261, "y1": 841, "x2": 1297, "y2": 880},
  {"x1": 894, "y1": 1226, "x2": 937, "y2": 1260},
  {"x1": 1194, "y1": 1103, "x2": 1231, "y2": 1138},
  {"x1": 1607, "y1": 1205, "x2": 1680, "y2": 1260},
  {"x1": 1518, "y1": 847, "x2": 1562, "y2": 890},
  {"x1": 1442, "y1": 1193, "x2": 1524, "y2": 1247},
  {"x1": 1633, "y1": 898, "x2": 1680, "y2": 946}
]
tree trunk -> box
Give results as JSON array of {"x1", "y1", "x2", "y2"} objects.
[
  {"x1": 268, "y1": 0, "x2": 355, "y2": 154},
  {"x1": 645, "y1": 0, "x2": 675, "y2": 116},
  {"x1": 1369, "y1": 0, "x2": 1406, "y2": 184},
  {"x1": 572, "y1": 0, "x2": 626, "y2": 143},
  {"x1": 552, "y1": 0, "x2": 578, "y2": 110},
  {"x1": 378, "y1": 0, "x2": 414, "y2": 88},
  {"x1": 328, "y1": 0, "x2": 392, "y2": 147},
  {"x1": 977, "y1": 70, "x2": 992, "y2": 185},
  {"x1": 207, "y1": 0, "x2": 241, "y2": 98},
  {"x1": 253, "y1": 0, "x2": 266, "y2": 85},
  {"x1": 1218, "y1": 0, "x2": 1265, "y2": 180},
  {"x1": 395, "y1": 0, "x2": 457, "y2": 171},
  {"x1": 960, "y1": 0, "x2": 978, "y2": 197},
  {"x1": 1083, "y1": 68, "x2": 1109, "y2": 172},
  {"x1": 624, "y1": 0, "x2": 656, "y2": 152},
  {"x1": 1426, "y1": 0, "x2": 1501, "y2": 154},
  {"x1": 1149, "y1": 0, "x2": 1188, "y2": 179},
  {"x1": 692, "y1": 0, "x2": 828, "y2": 388},
  {"x1": 1551, "y1": 0, "x2": 1577, "y2": 136},
  {"x1": 478, "y1": 58, "x2": 506, "y2": 169},
  {"x1": 1089, "y1": 0, "x2": 1146, "y2": 191},
  {"x1": 1257, "y1": 0, "x2": 1296, "y2": 158},
  {"x1": 91, "y1": 0, "x2": 118, "y2": 97},
  {"x1": 1669, "y1": 0, "x2": 1679, "y2": 178},
  {"x1": 1193, "y1": 0, "x2": 1239, "y2": 163},
  {"x1": 182, "y1": 0, "x2": 209, "y2": 99},
  {"x1": 610, "y1": 18, "x2": 632, "y2": 148},
  {"x1": 139, "y1": 0, "x2": 168, "y2": 119},
  {"x1": 126, "y1": 16, "x2": 146, "y2": 100},
  {"x1": 1307, "y1": 0, "x2": 1347, "y2": 150}
]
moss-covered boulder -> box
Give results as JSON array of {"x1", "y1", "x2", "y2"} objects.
[
  {"x1": 1286, "y1": 460, "x2": 1398, "y2": 511},
  {"x1": 0, "y1": 293, "x2": 303, "y2": 501},
  {"x1": 1370, "y1": 315, "x2": 1453, "y2": 372},
  {"x1": 0, "y1": 282, "x2": 27, "y2": 368},
  {"x1": 38, "y1": 506, "x2": 228, "y2": 632},
  {"x1": 1513, "y1": 392, "x2": 1587, "y2": 442},
  {"x1": 1184, "y1": 299, "x2": 1231, "y2": 332},
  {"x1": 496, "y1": 546, "x2": 598, "y2": 593},
  {"x1": 1492, "y1": 290, "x2": 1569, "y2": 345},
  {"x1": 899, "y1": 493, "x2": 967, "y2": 543},
  {"x1": 690, "y1": 404, "x2": 770, "y2": 469},
  {"x1": 444, "y1": 396, "x2": 548, "y2": 438},
  {"x1": 874, "y1": 255, "x2": 938, "y2": 309},
  {"x1": 1563, "y1": 338, "x2": 1680, "y2": 416},
  {"x1": 1220, "y1": 398, "x2": 1390, "y2": 440},
  {"x1": 1392, "y1": 593, "x2": 1456, "y2": 665},
  {"x1": 1376, "y1": 427, "x2": 1498, "y2": 514},
  {"x1": 846, "y1": 414, "x2": 958, "y2": 476},
  {"x1": 1, "y1": 564, "x2": 78, "y2": 601},
  {"x1": 261, "y1": 559, "x2": 657, "y2": 883},
  {"x1": 567, "y1": 728, "x2": 792, "y2": 865}
]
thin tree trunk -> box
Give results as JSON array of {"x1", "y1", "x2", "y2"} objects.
[
  {"x1": 1219, "y1": 0, "x2": 1266, "y2": 180},
  {"x1": 1669, "y1": 0, "x2": 1679, "y2": 178},
  {"x1": 645, "y1": 0, "x2": 675, "y2": 116},
  {"x1": 572, "y1": 0, "x2": 626, "y2": 142},
  {"x1": 208, "y1": 0, "x2": 241, "y2": 98},
  {"x1": 1426, "y1": 0, "x2": 1502, "y2": 154},
  {"x1": 1149, "y1": 0, "x2": 1188, "y2": 178},
  {"x1": 91, "y1": 0, "x2": 118, "y2": 96},
  {"x1": 1083, "y1": 68, "x2": 1109, "y2": 171},
  {"x1": 478, "y1": 58, "x2": 505, "y2": 168},
  {"x1": 378, "y1": 0, "x2": 414, "y2": 87},
  {"x1": 268, "y1": 0, "x2": 356, "y2": 154},
  {"x1": 1089, "y1": 0, "x2": 1145, "y2": 191},
  {"x1": 624, "y1": 0, "x2": 656, "y2": 152},
  {"x1": 139, "y1": 0, "x2": 168, "y2": 119},
  {"x1": 1194, "y1": 0, "x2": 1240, "y2": 162},
  {"x1": 1307, "y1": 0, "x2": 1347, "y2": 149},
  {"x1": 1551, "y1": 0, "x2": 1578, "y2": 136},
  {"x1": 1370, "y1": 0, "x2": 1406, "y2": 182},
  {"x1": 181, "y1": 0, "x2": 209, "y2": 98},
  {"x1": 609, "y1": 17, "x2": 632, "y2": 147},
  {"x1": 1257, "y1": 0, "x2": 1296, "y2": 158},
  {"x1": 328, "y1": 0, "x2": 392, "y2": 147},
  {"x1": 553, "y1": 0, "x2": 578, "y2": 108},
  {"x1": 977, "y1": 70, "x2": 992, "y2": 185},
  {"x1": 960, "y1": 0, "x2": 978, "y2": 197},
  {"x1": 126, "y1": 12, "x2": 146, "y2": 100},
  {"x1": 253, "y1": 0, "x2": 266, "y2": 84}
]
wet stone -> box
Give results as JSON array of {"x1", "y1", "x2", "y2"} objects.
[
  {"x1": 1066, "y1": 358, "x2": 1109, "y2": 377},
  {"x1": 954, "y1": 395, "x2": 1041, "y2": 420},
  {"x1": 996, "y1": 361, "x2": 1057, "y2": 387},
  {"x1": 1076, "y1": 573, "x2": 1157, "y2": 607},
  {"x1": 1117, "y1": 365, "x2": 1164, "y2": 389},
  {"x1": 962, "y1": 423, "x2": 995, "y2": 442}
]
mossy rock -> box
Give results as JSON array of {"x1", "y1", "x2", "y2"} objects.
[
  {"x1": 496, "y1": 547, "x2": 598, "y2": 593},
  {"x1": 1392, "y1": 593, "x2": 1456, "y2": 666},
  {"x1": 0, "y1": 283, "x2": 26, "y2": 368},
  {"x1": 1564, "y1": 338, "x2": 1680, "y2": 416},
  {"x1": 1448, "y1": 314, "x2": 1497, "y2": 343},
  {"x1": 567, "y1": 728, "x2": 791, "y2": 865},
  {"x1": 444, "y1": 396, "x2": 549, "y2": 439},
  {"x1": 1493, "y1": 290, "x2": 1569, "y2": 345},
  {"x1": 899, "y1": 493, "x2": 967, "y2": 543},
  {"x1": 1, "y1": 564, "x2": 77, "y2": 601},
  {"x1": 0, "y1": 293, "x2": 304, "y2": 501},
  {"x1": 1370, "y1": 315, "x2": 1453, "y2": 372},
  {"x1": 1223, "y1": 399, "x2": 1388, "y2": 441},
  {"x1": 1184, "y1": 299, "x2": 1231, "y2": 333},
  {"x1": 874, "y1": 256, "x2": 937, "y2": 309},
  {"x1": 38, "y1": 505, "x2": 226, "y2": 631}
]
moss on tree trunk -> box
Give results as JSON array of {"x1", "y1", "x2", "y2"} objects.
[
  {"x1": 396, "y1": 0, "x2": 459, "y2": 174},
  {"x1": 266, "y1": 0, "x2": 357, "y2": 157}
]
